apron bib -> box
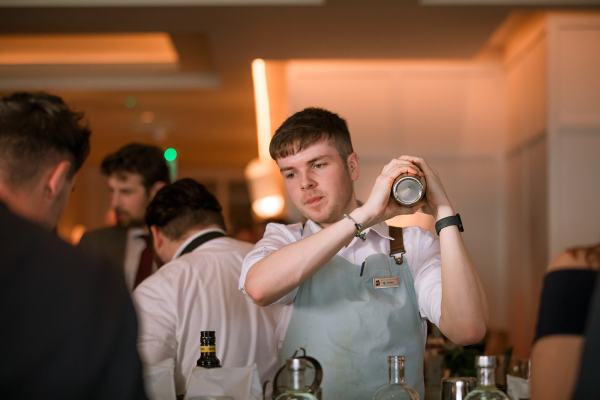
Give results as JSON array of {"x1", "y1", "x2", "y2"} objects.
[{"x1": 281, "y1": 229, "x2": 425, "y2": 400}]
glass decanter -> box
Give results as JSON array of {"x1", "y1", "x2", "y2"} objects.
[
  {"x1": 464, "y1": 356, "x2": 510, "y2": 400},
  {"x1": 372, "y1": 355, "x2": 420, "y2": 400}
]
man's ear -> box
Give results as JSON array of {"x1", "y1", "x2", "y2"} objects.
[
  {"x1": 45, "y1": 160, "x2": 72, "y2": 199},
  {"x1": 346, "y1": 152, "x2": 360, "y2": 181},
  {"x1": 148, "y1": 181, "x2": 166, "y2": 200},
  {"x1": 150, "y1": 225, "x2": 163, "y2": 250}
]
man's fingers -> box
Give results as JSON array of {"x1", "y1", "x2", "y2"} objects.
[
  {"x1": 385, "y1": 158, "x2": 423, "y2": 177},
  {"x1": 397, "y1": 155, "x2": 433, "y2": 176}
]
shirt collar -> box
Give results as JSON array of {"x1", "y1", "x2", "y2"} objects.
[
  {"x1": 172, "y1": 227, "x2": 226, "y2": 260},
  {"x1": 128, "y1": 227, "x2": 148, "y2": 239}
]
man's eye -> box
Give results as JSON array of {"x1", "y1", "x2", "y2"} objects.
[
  {"x1": 313, "y1": 162, "x2": 326, "y2": 169},
  {"x1": 284, "y1": 172, "x2": 295, "y2": 179}
]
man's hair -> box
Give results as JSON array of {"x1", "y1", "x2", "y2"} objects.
[
  {"x1": 146, "y1": 178, "x2": 225, "y2": 240},
  {"x1": 269, "y1": 107, "x2": 354, "y2": 161},
  {"x1": 0, "y1": 92, "x2": 91, "y2": 187},
  {"x1": 101, "y1": 143, "x2": 170, "y2": 190}
]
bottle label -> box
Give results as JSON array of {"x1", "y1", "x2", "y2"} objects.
[{"x1": 200, "y1": 345, "x2": 216, "y2": 353}]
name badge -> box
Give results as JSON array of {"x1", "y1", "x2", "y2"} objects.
[{"x1": 373, "y1": 276, "x2": 400, "y2": 289}]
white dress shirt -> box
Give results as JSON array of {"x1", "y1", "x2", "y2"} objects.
[
  {"x1": 239, "y1": 221, "x2": 442, "y2": 327},
  {"x1": 134, "y1": 231, "x2": 286, "y2": 395}
]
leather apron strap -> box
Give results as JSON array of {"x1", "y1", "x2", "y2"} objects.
[{"x1": 388, "y1": 225, "x2": 405, "y2": 264}]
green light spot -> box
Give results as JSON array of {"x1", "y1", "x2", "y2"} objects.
[
  {"x1": 164, "y1": 148, "x2": 178, "y2": 162},
  {"x1": 124, "y1": 96, "x2": 137, "y2": 109}
]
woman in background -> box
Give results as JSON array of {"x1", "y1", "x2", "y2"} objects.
[{"x1": 531, "y1": 242, "x2": 599, "y2": 400}]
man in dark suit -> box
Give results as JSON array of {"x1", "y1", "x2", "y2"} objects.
[
  {"x1": 79, "y1": 143, "x2": 170, "y2": 291},
  {"x1": 0, "y1": 92, "x2": 146, "y2": 399}
]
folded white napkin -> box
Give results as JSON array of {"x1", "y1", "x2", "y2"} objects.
[
  {"x1": 143, "y1": 358, "x2": 177, "y2": 400},
  {"x1": 184, "y1": 364, "x2": 262, "y2": 400},
  {"x1": 507, "y1": 374, "x2": 529, "y2": 400}
]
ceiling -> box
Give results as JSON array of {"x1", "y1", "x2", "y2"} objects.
[{"x1": 0, "y1": 0, "x2": 596, "y2": 170}]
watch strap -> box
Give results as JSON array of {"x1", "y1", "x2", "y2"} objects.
[{"x1": 435, "y1": 213, "x2": 464, "y2": 236}]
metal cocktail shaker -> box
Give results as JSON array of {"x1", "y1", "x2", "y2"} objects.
[{"x1": 391, "y1": 173, "x2": 426, "y2": 206}]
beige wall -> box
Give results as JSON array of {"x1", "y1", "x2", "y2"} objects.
[
  {"x1": 547, "y1": 13, "x2": 600, "y2": 256},
  {"x1": 503, "y1": 13, "x2": 600, "y2": 356},
  {"x1": 503, "y1": 15, "x2": 548, "y2": 358}
]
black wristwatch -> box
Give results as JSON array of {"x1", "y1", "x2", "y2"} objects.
[{"x1": 435, "y1": 213, "x2": 464, "y2": 236}]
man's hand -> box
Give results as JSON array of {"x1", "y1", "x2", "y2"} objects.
[
  {"x1": 354, "y1": 156, "x2": 438, "y2": 228},
  {"x1": 396, "y1": 155, "x2": 456, "y2": 220}
]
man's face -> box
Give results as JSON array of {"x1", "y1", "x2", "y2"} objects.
[
  {"x1": 107, "y1": 172, "x2": 150, "y2": 228},
  {"x1": 277, "y1": 139, "x2": 358, "y2": 226}
]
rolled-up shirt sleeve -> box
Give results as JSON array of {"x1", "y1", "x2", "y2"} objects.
[
  {"x1": 239, "y1": 222, "x2": 303, "y2": 305},
  {"x1": 404, "y1": 227, "x2": 442, "y2": 327}
]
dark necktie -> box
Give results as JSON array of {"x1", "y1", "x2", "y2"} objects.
[{"x1": 133, "y1": 234, "x2": 153, "y2": 289}]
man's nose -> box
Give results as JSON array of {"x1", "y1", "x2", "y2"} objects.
[
  {"x1": 110, "y1": 193, "x2": 120, "y2": 209},
  {"x1": 300, "y1": 172, "x2": 316, "y2": 190}
]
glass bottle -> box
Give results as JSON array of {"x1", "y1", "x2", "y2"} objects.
[
  {"x1": 196, "y1": 330, "x2": 221, "y2": 368},
  {"x1": 372, "y1": 355, "x2": 420, "y2": 400},
  {"x1": 464, "y1": 356, "x2": 510, "y2": 400},
  {"x1": 273, "y1": 357, "x2": 319, "y2": 400}
]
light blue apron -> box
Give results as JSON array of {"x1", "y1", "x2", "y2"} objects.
[{"x1": 281, "y1": 228, "x2": 425, "y2": 399}]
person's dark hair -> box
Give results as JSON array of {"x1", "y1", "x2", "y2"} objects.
[
  {"x1": 568, "y1": 242, "x2": 600, "y2": 270},
  {"x1": 269, "y1": 107, "x2": 354, "y2": 161},
  {"x1": 0, "y1": 92, "x2": 91, "y2": 187},
  {"x1": 146, "y1": 178, "x2": 225, "y2": 240},
  {"x1": 101, "y1": 143, "x2": 170, "y2": 190}
]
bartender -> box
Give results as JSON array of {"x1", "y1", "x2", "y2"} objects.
[{"x1": 240, "y1": 107, "x2": 488, "y2": 400}]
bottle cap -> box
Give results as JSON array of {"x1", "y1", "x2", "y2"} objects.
[
  {"x1": 201, "y1": 330, "x2": 216, "y2": 338},
  {"x1": 476, "y1": 355, "x2": 497, "y2": 368},
  {"x1": 387, "y1": 355, "x2": 406, "y2": 364},
  {"x1": 287, "y1": 358, "x2": 305, "y2": 372}
]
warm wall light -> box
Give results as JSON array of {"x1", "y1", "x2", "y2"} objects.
[
  {"x1": 251, "y1": 58, "x2": 272, "y2": 160},
  {"x1": 244, "y1": 158, "x2": 285, "y2": 219},
  {"x1": 246, "y1": 58, "x2": 285, "y2": 220},
  {"x1": 0, "y1": 33, "x2": 178, "y2": 65},
  {"x1": 140, "y1": 110, "x2": 155, "y2": 124}
]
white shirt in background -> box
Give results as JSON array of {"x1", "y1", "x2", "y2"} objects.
[
  {"x1": 123, "y1": 227, "x2": 157, "y2": 291},
  {"x1": 133, "y1": 231, "x2": 285, "y2": 395}
]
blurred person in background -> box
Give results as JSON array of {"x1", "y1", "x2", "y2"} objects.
[
  {"x1": 572, "y1": 254, "x2": 600, "y2": 399},
  {"x1": 531, "y1": 242, "x2": 599, "y2": 400},
  {"x1": 133, "y1": 178, "x2": 283, "y2": 397},
  {"x1": 0, "y1": 91, "x2": 146, "y2": 399},
  {"x1": 79, "y1": 142, "x2": 170, "y2": 291}
]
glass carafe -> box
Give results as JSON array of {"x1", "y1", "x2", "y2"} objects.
[
  {"x1": 464, "y1": 356, "x2": 510, "y2": 400},
  {"x1": 372, "y1": 355, "x2": 420, "y2": 400}
]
